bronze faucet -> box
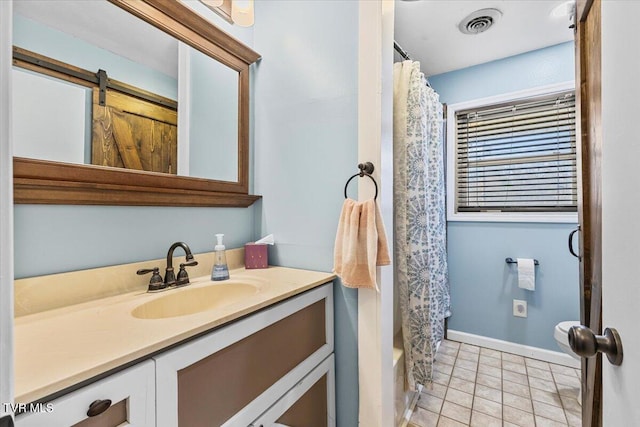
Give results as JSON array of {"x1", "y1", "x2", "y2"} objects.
[
  {"x1": 137, "y1": 242, "x2": 198, "y2": 292},
  {"x1": 165, "y1": 242, "x2": 198, "y2": 287}
]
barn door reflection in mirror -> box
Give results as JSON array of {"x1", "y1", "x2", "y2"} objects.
[{"x1": 92, "y1": 88, "x2": 177, "y2": 174}]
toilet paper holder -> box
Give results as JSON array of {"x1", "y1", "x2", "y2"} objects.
[{"x1": 505, "y1": 257, "x2": 539, "y2": 266}]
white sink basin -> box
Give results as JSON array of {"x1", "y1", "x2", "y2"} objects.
[{"x1": 131, "y1": 281, "x2": 260, "y2": 319}]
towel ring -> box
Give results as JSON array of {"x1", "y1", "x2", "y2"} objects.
[{"x1": 344, "y1": 162, "x2": 378, "y2": 200}]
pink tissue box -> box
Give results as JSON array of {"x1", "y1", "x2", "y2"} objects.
[{"x1": 245, "y1": 243, "x2": 268, "y2": 269}]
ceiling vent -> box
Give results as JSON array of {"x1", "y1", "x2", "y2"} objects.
[{"x1": 459, "y1": 8, "x2": 502, "y2": 35}]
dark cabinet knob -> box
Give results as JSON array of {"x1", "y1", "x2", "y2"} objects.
[
  {"x1": 568, "y1": 325, "x2": 623, "y2": 366},
  {"x1": 86, "y1": 399, "x2": 112, "y2": 417}
]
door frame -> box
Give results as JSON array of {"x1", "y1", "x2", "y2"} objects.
[
  {"x1": 0, "y1": 0, "x2": 15, "y2": 423},
  {"x1": 357, "y1": 1, "x2": 395, "y2": 426},
  {"x1": 575, "y1": 0, "x2": 602, "y2": 425}
]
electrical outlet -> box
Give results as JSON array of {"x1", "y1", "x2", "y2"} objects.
[{"x1": 513, "y1": 299, "x2": 527, "y2": 318}]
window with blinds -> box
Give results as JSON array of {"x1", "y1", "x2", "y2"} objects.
[{"x1": 454, "y1": 90, "x2": 577, "y2": 213}]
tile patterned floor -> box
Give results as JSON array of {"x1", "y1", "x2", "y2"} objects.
[{"x1": 409, "y1": 340, "x2": 582, "y2": 427}]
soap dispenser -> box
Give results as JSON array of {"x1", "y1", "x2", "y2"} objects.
[{"x1": 211, "y1": 234, "x2": 230, "y2": 281}]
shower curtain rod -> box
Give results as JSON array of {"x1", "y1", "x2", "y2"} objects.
[
  {"x1": 394, "y1": 41, "x2": 412, "y2": 60},
  {"x1": 394, "y1": 41, "x2": 432, "y2": 88}
]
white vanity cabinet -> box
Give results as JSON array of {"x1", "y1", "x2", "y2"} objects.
[
  {"x1": 14, "y1": 281, "x2": 334, "y2": 427},
  {"x1": 154, "y1": 283, "x2": 334, "y2": 427},
  {"x1": 15, "y1": 360, "x2": 155, "y2": 427}
]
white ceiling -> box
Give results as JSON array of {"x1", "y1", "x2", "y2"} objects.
[
  {"x1": 15, "y1": 0, "x2": 574, "y2": 81},
  {"x1": 394, "y1": 0, "x2": 575, "y2": 76},
  {"x1": 13, "y1": 0, "x2": 178, "y2": 78}
]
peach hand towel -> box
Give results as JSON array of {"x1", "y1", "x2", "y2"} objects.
[{"x1": 333, "y1": 198, "x2": 390, "y2": 290}]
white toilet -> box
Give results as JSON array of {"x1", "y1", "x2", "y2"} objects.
[
  {"x1": 554, "y1": 320, "x2": 582, "y2": 405},
  {"x1": 554, "y1": 320, "x2": 581, "y2": 360}
]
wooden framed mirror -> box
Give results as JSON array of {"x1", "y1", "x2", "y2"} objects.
[{"x1": 13, "y1": 0, "x2": 261, "y2": 207}]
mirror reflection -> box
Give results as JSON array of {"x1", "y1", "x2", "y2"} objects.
[
  {"x1": 179, "y1": 45, "x2": 239, "y2": 182},
  {"x1": 12, "y1": 0, "x2": 240, "y2": 183}
]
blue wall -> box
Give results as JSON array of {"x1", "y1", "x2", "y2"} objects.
[
  {"x1": 429, "y1": 42, "x2": 575, "y2": 104},
  {"x1": 447, "y1": 222, "x2": 579, "y2": 350},
  {"x1": 14, "y1": 206, "x2": 256, "y2": 278},
  {"x1": 430, "y1": 42, "x2": 580, "y2": 351},
  {"x1": 252, "y1": 1, "x2": 359, "y2": 425}
]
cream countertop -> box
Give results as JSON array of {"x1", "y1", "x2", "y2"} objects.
[{"x1": 14, "y1": 265, "x2": 335, "y2": 404}]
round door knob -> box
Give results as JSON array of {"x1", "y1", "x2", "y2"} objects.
[{"x1": 568, "y1": 325, "x2": 623, "y2": 366}]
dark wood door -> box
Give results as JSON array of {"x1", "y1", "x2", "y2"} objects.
[{"x1": 574, "y1": 0, "x2": 602, "y2": 425}]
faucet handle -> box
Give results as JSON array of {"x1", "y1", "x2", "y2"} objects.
[
  {"x1": 137, "y1": 267, "x2": 167, "y2": 292},
  {"x1": 176, "y1": 260, "x2": 198, "y2": 287},
  {"x1": 181, "y1": 261, "x2": 198, "y2": 267}
]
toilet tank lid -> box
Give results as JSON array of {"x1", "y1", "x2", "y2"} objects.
[{"x1": 557, "y1": 320, "x2": 580, "y2": 332}]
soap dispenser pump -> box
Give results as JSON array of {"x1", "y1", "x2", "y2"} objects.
[{"x1": 211, "y1": 234, "x2": 230, "y2": 281}]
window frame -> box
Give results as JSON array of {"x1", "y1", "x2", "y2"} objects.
[{"x1": 446, "y1": 81, "x2": 579, "y2": 223}]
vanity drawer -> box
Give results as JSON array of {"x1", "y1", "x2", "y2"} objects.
[
  {"x1": 154, "y1": 283, "x2": 334, "y2": 427},
  {"x1": 15, "y1": 360, "x2": 155, "y2": 427},
  {"x1": 250, "y1": 354, "x2": 336, "y2": 427}
]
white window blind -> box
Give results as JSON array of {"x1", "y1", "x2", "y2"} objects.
[{"x1": 455, "y1": 90, "x2": 577, "y2": 213}]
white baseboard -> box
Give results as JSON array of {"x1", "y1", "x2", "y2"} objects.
[{"x1": 447, "y1": 330, "x2": 580, "y2": 369}]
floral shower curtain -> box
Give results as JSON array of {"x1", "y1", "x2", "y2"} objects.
[{"x1": 393, "y1": 60, "x2": 450, "y2": 390}]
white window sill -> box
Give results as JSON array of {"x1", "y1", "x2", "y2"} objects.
[{"x1": 448, "y1": 212, "x2": 578, "y2": 224}]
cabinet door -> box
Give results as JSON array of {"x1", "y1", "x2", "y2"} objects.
[
  {"x1": 15, "y1": 361, "x2": 155, "y2": 427},
  {"x1": 251, "y1": 354, "x2": 336, "y2": 427},
  {"x1": 155, "y1": 283, "x2": 334, "y2": 427}
]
